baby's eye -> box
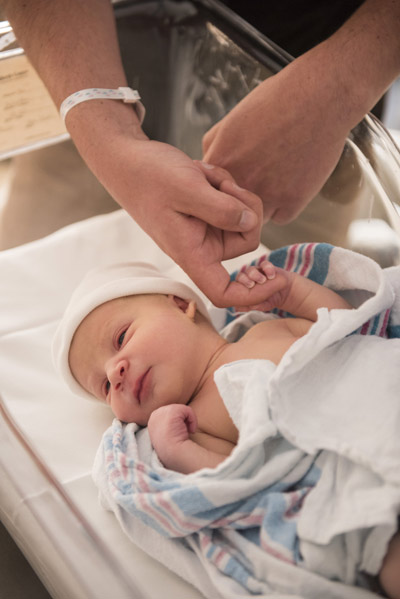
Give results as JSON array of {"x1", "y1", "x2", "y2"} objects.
[
  {"x1": 117, "y1": 329, "x2": 127, "y2": 347},
  {"x1": 105, "y1": 380, "x2": 110, "y2": 396}
]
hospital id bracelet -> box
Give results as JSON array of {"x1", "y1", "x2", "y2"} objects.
[{"x1": 59, "y1": 87, "x2": 146, "y2": 124}]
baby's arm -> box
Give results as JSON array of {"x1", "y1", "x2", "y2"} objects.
[
  {"x1": 147, "y1": 404, "x2": 227, "y2": 474},
  {"x1": 236, "y1": 259, "x2": 352, "y2": 321}
]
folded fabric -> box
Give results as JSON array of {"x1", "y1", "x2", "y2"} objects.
[{"x1": 93, "y1": 243, "x2": 400, "y2": 599}]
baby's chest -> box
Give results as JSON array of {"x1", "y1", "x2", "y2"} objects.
[
  {"x1": 190, "y1": 384, "x2": 238, "y2": 450},
  {"x1": 190, "y1": 430, "x2": 236, "y2": 457},
  {"x1": 237, "y1": 319, "x2": 299, "y2": 363}
]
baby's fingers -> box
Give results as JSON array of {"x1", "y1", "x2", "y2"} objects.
[
  {"x1": 236, "y1": 260, "x2": 276, "y2": 289},
  {"x1": 183, "y1": 405, "x2": 198, "y2": 434},
  {"x1": 236, "y1": 267, "x2": 264, "y2": 289},
  {"x1": 259, "y1": 260, "x2": 276, "y2": 281}
]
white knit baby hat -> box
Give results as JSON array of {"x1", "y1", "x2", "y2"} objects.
[{"x1": 52, "y1": 261, "x2": 210, "y2": 401}]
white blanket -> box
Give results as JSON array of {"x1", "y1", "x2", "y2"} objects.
[{"x1": 93, "y1": 243, "x2": 400, "y2": 599}]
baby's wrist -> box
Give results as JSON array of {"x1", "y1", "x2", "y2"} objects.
[{"x1": 156, "y1": 438, "x2": 193, "y2": 470}]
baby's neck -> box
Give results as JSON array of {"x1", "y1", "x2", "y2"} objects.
[{"x1": 190, "y1": 329, "x2": 233, "y2": 400}]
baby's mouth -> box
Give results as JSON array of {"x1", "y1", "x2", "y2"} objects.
[{"x1": 134, "y1": 368, "x2": 151, "y2": 404}]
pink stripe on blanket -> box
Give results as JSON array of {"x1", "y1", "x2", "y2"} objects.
[
  {"x1": 260, "y1": 533, "x2": 296, "y2": 565},
  {"x1": 137, "y1": 493, "x2": 181, "y2": 537},
  {"x1": 360, "y1": 320, "x2": 371, "y2": 335},
  {"x1": 285, "y1": 244, "x2": 299, "y2": 271},
  {"x1": 299, "y1": 243, "x2": 316, "y2": 276},
  {"x1": 379, "y1": 309, "x2": 390, "y2": 337},
  {"x1": 200, "y1": 531, "x2": 212, "y2": 552},
  {"x1": 120, "y1": 453, "x2": 130, "y2": 481},
  {"x1": 214, "y1": 546, "x2": 230, "y2": 567},
  {"x1": 157, "y1": 494, "x2": 200, "y2": 534},
  {"x1": 136, "y1": 461, "x2": 151, "y2": 492},
  {"x1": 213, "y1": 511, "x2": 264, "y2": 528},
  {"x1": 135, "y1": 464, "x2": 191, "y2": 535}
]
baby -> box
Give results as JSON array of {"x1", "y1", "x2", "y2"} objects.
[
  {"x1": 54, "y1": 259, "x2": 351, "y2": 474},
  {"x1": 53, "y1": 259, "x2": 400, "y2": 597}
]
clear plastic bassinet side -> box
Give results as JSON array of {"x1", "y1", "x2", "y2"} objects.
[
  {"x1": 0, "y1": 396, "x2": 145, "y2": 599},
  {"x1": 115, "y1": 0, "x2": 400, "y2": 260}
]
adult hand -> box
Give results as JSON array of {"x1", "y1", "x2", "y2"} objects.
[
  {"x1": 87, "y1": 131, "x2": 276, "y2": 307},
  {"x1": 203, "y1": 61, "x2": 348, "y2": 225},
  {"x1": 203, "y1": 0, "x2": 400, "y2": 226}
]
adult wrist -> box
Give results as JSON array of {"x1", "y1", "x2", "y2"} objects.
[
  {"x1": 60, "y1": 87, "x2": 145, "y2": 125},
  {"x1": 304, "y1": 0, "x2": 400, "y2": 131},
  {"x1": 64, "y1": 95, "x2": 149, "y2": 147}
]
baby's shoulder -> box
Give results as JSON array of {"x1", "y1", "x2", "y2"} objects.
[
  {"x1": 243, "y1": 316, "x2": 311, "y2": 340},
  {"x1": 233, "y1": 316, "x2": 312, "y2": 363}
]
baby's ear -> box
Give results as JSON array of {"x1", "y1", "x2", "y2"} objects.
[{"x1": 169, "y1": 295, "x2": 196, "y2": 319}]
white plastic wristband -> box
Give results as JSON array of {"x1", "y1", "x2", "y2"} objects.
[
  {"x1": 0, "y1": 30, "x2": 17, "y2": 51},
  {"x1": 59, "y1": 87, "x2": 146, "y2": 124}
]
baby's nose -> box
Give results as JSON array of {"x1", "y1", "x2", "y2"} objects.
[{"x1": 109, "y1": 359, "x2": 128, "y2": 390}]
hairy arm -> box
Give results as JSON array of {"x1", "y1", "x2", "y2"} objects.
[
  {"x1": 1, "y1": 0, "x2": 141, "y2": 133},
  {"x1": 203, "y1": 0, "x2": 400, "y2": 223},
  {"x1": 1, "y1": 0, "x2": 267, "y2": 308}
]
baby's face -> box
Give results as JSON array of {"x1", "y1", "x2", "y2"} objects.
[{"x1": 69, "y1": 294, "x2": 205, "y2": 425}]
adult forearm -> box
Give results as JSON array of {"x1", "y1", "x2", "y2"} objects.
[
  {"x1": 203, "y1": 0, "x2": 400, "y2": 225},
  {"x1": 2, "y1": 0, "x2": 145, "y2": 146},
  {"x1": 292, "y1": 0, "x2": 400, "y2": 135},
  {"x1": 2, "y1": 0, "x2": 128, "y2": 104}
]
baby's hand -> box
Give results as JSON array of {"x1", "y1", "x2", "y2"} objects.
[
  {"x1": 234, "y1": 258, "x2": 292, "y2": 312},
  {"x1": 236, "y1": 258, "x2": 277, "y2": 288},
  {"x1": 148, "y1": 404, "x2": 197, "y2": 467}
]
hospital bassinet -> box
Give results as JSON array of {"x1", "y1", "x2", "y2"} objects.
[{"x1": 1, "y1": 1, "x2": 400, "y2": 597}]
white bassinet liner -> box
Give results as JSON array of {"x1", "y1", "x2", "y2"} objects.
[{"x1": 0, "y1": 208, "x2": 266, "y2": 599}]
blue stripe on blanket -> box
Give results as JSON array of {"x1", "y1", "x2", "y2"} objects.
[{"x1": 389, "y1": 324, "x2": 400, "y2": 338}]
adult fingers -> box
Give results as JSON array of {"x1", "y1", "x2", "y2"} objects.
[
  {"x1": 182, "y1": 181, "x2": 261, "y2": 234},
  {"x1": 194, "y1": 160, "x2": 235, "y2": 187},
  {"x1": 168, "y1": 161, "x2": 262, "y2": 234}
]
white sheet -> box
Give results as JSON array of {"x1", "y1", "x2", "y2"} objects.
[{"x1": 0, "y1": 209, "x2": 265, "y2": 598}]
